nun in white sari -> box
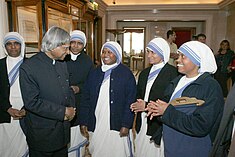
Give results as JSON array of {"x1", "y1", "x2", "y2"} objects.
[
  {"x1": 79, "y1": 41, "x2": 137, "y2": 157},
  {"x1": 130, "y1": 38, "x2": 178, "y2": 157},
  {"x1": 146, "y1": 41, "x2": 224, "y2": 157},
  {"x1": 0, "y1": 32, "x2": 28, "y2": 157}
]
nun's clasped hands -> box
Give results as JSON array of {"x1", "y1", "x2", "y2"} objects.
[{"x1": 146, "y1": 99, "x2": 169, "y2": 120}]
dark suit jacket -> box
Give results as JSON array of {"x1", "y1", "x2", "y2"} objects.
[
  {"x1": 135, "y1": 63, "x2": 178, "y2": 137},
  {"x1": 19, "y1": 52, "x2": 75, "y2": 152},
  {"x1": 209, "y1": 84, "x2": 235, "y2": 157},
  {"x1": 0, "y1": 57, "x2": 12, "y2": 123}
]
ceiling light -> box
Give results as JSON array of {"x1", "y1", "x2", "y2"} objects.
[{"x1": 152, "y1": 9, "x2": 158, "y2": 14}]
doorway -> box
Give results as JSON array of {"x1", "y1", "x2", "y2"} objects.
[
  {"x1": 172, "y1": 27, "x2": 196, "y2": 47},
  {"x1": 123, "y1": 28, "x2": 145, "y2": 72}
]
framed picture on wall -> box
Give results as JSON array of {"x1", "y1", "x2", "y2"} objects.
[
  {"x1": 17, "y1": 6, "x2": 39, "y2": 43},
  {"x1": 48, "y1": 7, "x2": 72, "y2": 33}
]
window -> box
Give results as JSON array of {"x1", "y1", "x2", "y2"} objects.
[{"x1": 123, "y1": 28, "x2": 144, "y2": 56}]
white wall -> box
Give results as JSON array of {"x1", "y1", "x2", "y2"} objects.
[{"x1": 0, "y1": 1, "x2": 9, "y2": 58}]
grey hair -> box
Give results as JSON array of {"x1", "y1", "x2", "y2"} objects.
[{"x1": 41, "y1": 26, "x2": 70, "y2": 52}]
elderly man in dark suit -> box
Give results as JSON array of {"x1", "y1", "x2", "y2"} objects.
[{"x1": 19, "y1": 26, "x2": 76, "y2": 157}]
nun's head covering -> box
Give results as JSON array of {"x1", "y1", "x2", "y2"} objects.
[
  {"x1": 178, "y1": 41, "x2": 217, "y2": 74},
  {"x1": 146, "y1": 37, "x2": 170, "y2": 64},
  {"x1": 3, "y1": 32, "x2": 25, "y2": 58},
  {"x1": 101, "y1": 41, "x2": 122, "y2": 65},
  {"x1": 70, "y1": 30, "x2": 87, "y2": 47}
]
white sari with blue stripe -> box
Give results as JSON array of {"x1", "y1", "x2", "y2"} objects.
[
  {"x1": 0, "y1": 56, "x2": 28, "y2": 157},
  {"x1": 68, "y1": 126, "x2": 88, "y2": 157},
  {"x1": 89, "y1": 75, "x2": 133, "y2": 157},
  {"x1": 135, "y1": 63, "x2": 165, "y2": 157}
]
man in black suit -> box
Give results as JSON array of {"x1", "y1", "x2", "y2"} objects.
[
  {"x1": 210, "y1": 84, "x2": 235, "y2": 157},
  {"x1": 0, "y1": 32, "x2": 28, "y2": 156},
  {"x1": 19, "y1": 26, "x2": 76, "y2": 157}
]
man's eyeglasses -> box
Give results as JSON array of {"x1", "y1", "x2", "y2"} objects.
[{"x1": 6, "y1": 42, "x2": 21, "y2": 47}]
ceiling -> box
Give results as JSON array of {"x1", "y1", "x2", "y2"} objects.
[{"x1": 102, "y1": 0, "x2": 224, "y2": 6}]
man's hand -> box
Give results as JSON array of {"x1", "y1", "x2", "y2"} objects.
[
  {"x1": 64, "y1": 107, "x2": 76, "y2": 121},
  {"x1": 119, "y1": 127, "x2": 129, "y2": 137},
  {"x1": 71, "y1": 85, "x2": 80, "y2": 94}
]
